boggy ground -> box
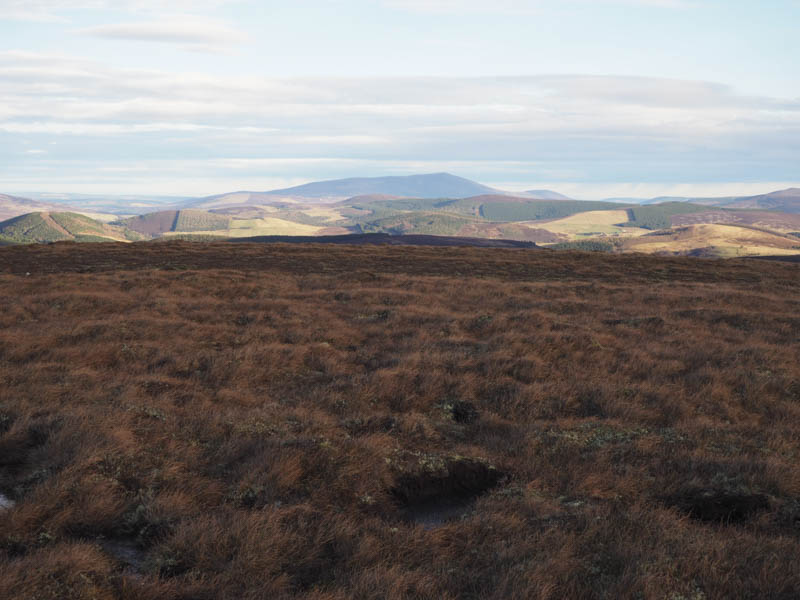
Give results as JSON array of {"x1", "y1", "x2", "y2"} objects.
[{"x1": 0, "y1": 242, "x2": 799, "y2": 600}]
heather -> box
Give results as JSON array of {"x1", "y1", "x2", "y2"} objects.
[{"x1": 1, "y1": 242, "x2": 799, "y2": 599}]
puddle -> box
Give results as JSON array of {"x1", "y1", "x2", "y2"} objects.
[
  {"x1": 101, "y1": 539, "x2": 147, "y2": 573},
  {"x1": 391, "y1": 458, "x2": 504, "y2": 528},
  {"x1": 0, "y1": 493, "x2": 15, "y2": 511}
]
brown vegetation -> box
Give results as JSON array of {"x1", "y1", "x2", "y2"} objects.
[
  {"x1": 671, "y1": 210, "x2": 800, "y2": 232},
  {"x1": 1, "y1": 242, "x2": 799, "y2": 599}
]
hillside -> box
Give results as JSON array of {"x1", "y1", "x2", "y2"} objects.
[
  {"x1": 623, "y1": 223, "x2": 800, "y2": 257},
  {"x1": 671, "y1": 209, "x2": 800, "y2": 233},
  {"x1": 620, "y1": 202, "x2": 711, "y2": 230},
  {"x1": 0, "y1": 194, "x2": 71, "y2": 221},
  {"x1": 120, "y1": 210, "x2": 231, "y2": 237},
  {"x1": 0, "y1": 242, "x2": 799, "y2": 599},
  {"x1": 719, "y1": 188, "x2": 800, "y2": 213},
  {"x1": 633, "y1": 188, "x2": 800, "y2": 212},
  {"x1": 0, "y1": 212, "x2": 134, "y2": 244}
]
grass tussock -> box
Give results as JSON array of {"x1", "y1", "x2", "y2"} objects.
[{"x1": 0, "y1": 242, "x2": 799, "y2": 598}]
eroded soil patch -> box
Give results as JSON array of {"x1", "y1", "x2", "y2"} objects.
[
  {"x1": 662, "y1": 488, "x2": 770, "y2": 524},
  {"x1": 391, "y1": 458, "x2": 504, "y2": 527}
]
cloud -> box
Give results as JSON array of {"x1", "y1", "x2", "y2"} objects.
[
  {"x1": 382, "y1": 0, "x2": 695, "y2": 14},
  {"x1": 0, "y1": 0, "x2": 241, "y2": 21},
  {"x1": 0, "y1": 50, "x2": 797, "y2": 194},
  {"x1": 76, "y1": 17, "x2": 246, "y2": 47}
]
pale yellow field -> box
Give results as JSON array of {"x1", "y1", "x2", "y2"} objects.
[
  {"x1": 74, "y1": 211, "x2": 121, "y2": 223},
  {"x1": 300, "y1": 207, "x2": 345, "y2": 222},
  {"x1": 525, "y1": 210, "x2": 647, "y2": 239},
  {"x1": 626, "y1": 224, "x2": 800, "y2": 257},
  {"x1": 164, "y1": 217, "x2": 323, "y2": 238},
  {"x1": 207, "y1": 193, "x2": 254, "y2": 206}
]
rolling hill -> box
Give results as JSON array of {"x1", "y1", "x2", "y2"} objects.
[
  {"x1": 5, "y1": 181, "x2": 800, "y2": 258},
  {"x1": 0, "y1": 212, "x2": 136, "y2": 244},
  {"x1": 717, "y1": 188, "x2": 800, "y2": 213}
]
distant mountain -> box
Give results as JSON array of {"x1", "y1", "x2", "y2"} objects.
[
  {"x1": 191, "y1": 173, "x2": 501, "y2": 209},
  {"x1": 524, "y1": 190, "x2": 572, "y2": 200},
  {"x1": 266, "y1": 173, "x2": 499, "y2": 200},
  {"x1": 0, "y1": 212, "x2": 134, "y2": 244}
]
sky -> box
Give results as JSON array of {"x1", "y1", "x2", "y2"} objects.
[{"x1": 1, "y1": 0, "x2": 799, "y2": 199}]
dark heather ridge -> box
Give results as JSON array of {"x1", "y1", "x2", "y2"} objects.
[
  {"x1": 228, "y1": 233, "x2": 538, "y2": 248},
  {"x1": 0, "y1": 241, "x2": 799, "y2": 599}
]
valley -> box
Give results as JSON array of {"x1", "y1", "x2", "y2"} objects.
[{"x1": 2, "y1": 175, "x2": 800, "y2": 257}]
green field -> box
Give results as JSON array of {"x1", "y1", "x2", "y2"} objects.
[
  {"x1": 174, "y1": 210, "x2": 230, "y2": 232},
  {"x1": 621, "y1": 203, "x2": 711, "y2": 230},
  {"x1": 358, "y1": 212, "x2": 480, "y2": 236}
]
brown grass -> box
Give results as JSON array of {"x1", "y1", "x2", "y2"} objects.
[{"x1": 0, "y1": 241, "x2": 799, "y2": 599}]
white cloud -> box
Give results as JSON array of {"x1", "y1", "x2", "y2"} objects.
[
  {"x1": 0, "y1": 0, "x2": 240, "y2": 21},
  {"x1": 383, "y1": 0, "x2": 695, "y2": 14},
  {"x1": 77, "y1": 17, "x2": 246, "y2": 47},
  {"x1": 0, "y1": 50, "x2": 797, "y2": 194}
]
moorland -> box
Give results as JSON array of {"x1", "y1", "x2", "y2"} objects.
[{"x1": 1, "y1": 241, "x2": 799, "y2": 599}]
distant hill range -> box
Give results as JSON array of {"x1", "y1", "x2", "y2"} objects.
[
  {"x1": 1, "y1": 178, "x2": 799, "y2": 258},
  {"x1": 524, "y1": 190, "x2": 572, "y2": 200},
  {"x1": 638, "y1": 188, "x2": 800, "y2": 213},
  {"x1": 18, "y1": 192, "x2": 193, "y2": 216},
  {"x1": 0, "y1": 212, "x2": 138, "y2": 244}
]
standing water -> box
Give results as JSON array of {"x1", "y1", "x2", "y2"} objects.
[{"x1": 0, "y1": 493, "x2": 15, "y2": 511}]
